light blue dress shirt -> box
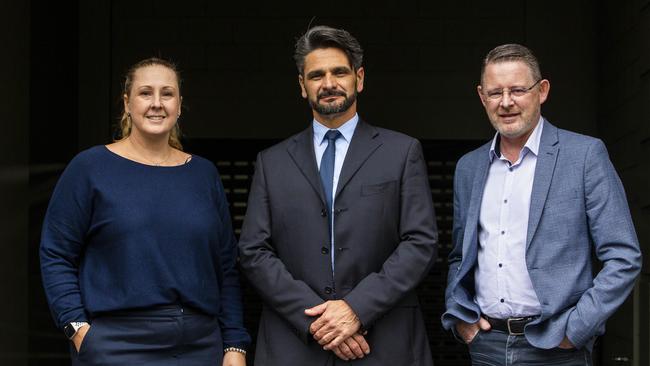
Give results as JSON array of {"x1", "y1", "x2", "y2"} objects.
[
  {"x1": 475, "y1": 117, "x2": 544, "y2": 319},
  {"x1": 313, "y1": 114, "x2": 359, "y2": 268}
]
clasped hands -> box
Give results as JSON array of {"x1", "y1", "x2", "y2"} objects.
[{"x1": 305, "y1": 300, "x2": 370, "y2": 361}]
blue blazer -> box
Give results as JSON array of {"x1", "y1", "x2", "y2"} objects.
[{"x1": 442, "y1": 120, "x2": 642, "y2": 351}]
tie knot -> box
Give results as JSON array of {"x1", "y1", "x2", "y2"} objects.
[{"x1": 324, "y1": 130, "x2": 342, "y2": 142}]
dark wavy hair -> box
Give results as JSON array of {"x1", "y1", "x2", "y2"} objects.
[{"x1": 294, "y1": 25, "x2": 364, "y2": 74}]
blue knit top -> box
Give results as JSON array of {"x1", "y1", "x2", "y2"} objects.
[{"x1": 40, "y1": 146, "x2": 250, "y2": 349}]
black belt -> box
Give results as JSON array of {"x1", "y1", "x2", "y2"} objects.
[{"x1": 486, "y1": 316, "x2": 536, "y2": 336}]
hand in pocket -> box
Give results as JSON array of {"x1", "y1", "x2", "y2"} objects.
[{"x1": 72, "y1": 324, "x2": 91, "y2": 352}]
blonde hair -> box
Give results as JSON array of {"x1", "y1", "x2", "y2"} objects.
[{"x1": 117, "y1": 57, "x2": 183, "y2": 150}]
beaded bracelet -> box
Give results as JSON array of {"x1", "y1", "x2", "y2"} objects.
[{"x1": 224, "y1": 347, "x2": 247, "y2": 355}]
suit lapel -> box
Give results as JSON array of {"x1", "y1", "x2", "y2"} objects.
[
  {"x1": 287, "y1": 127, "x2": 327, "y2": 206},
  {"x1": 526, "y1": 120, "x2": 560, "y2": 250},
  {"x1": 461, "y1": 144, "x2": 491, "y2": 262},
  {"x1": 335, "y1": 120, "x2": 382, "y2": 198}
]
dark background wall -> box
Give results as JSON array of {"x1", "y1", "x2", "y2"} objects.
[
  {"x1": 2, "y1": 0, "x2": 649, "y2": 365},
  {"x1": 1, "y1": 0, "x2": 29, "y2": 365},
  {"x1": 97, "y1": 0, "x2": 599, "y2": 142},
  {"x1": 597, "y1": 2, "x2": 650, "y2": 364}
]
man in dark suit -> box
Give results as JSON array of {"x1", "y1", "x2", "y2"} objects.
[
  {"x1": 238, "y1": 25, "x2": 438, "y2": 365},
  {"x1": 442, "y1": 44, "x2": 642, "y2": 365}
]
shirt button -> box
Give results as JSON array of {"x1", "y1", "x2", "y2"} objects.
[
  {"x1": 324, "y1": 287, "x2": 333, "y2": 294},
  {"x1": 321, "y1": 247, "x2": 329, "y2": 254},
  {"x1": 498, "y1": 263, "x2": 503, "y2": 268},
  {"x1": 504, "y1": 199, "x2": 508, "y2": 203},
  {"x1": 501, "y1": 230, "x2": 506, "y2": 235},
  {"x1": 500, "y1": 298, "x2": 505, "y2": 303},
  {"x1": 509, "y1": 167, "x2": 513, "y2": 172}
]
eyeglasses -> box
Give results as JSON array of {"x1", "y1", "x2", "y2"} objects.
[{"x1": 483, "y1": 79, "x2": 542, "y2": 100}]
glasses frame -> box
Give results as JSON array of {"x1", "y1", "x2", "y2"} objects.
[{"x1": 483, "y1": 79, "x2": 542, "y2": 101}]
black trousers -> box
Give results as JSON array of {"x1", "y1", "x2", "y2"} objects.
[{"x1": 70, "y1": 305, "x2": 222, "y2": 366}]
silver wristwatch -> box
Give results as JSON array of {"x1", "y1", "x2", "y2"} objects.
[{"x1": 63, "y1": 321, "x2": 89, "y2": 339}]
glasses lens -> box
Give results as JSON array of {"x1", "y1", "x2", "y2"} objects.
[
  {"x1": 487, "y1": 91, "x2": 502, "y2": 100},
  {"x1": 510, "y1": 88, "x2": 527, "y2": 97}
]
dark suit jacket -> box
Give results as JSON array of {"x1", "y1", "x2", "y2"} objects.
[
  {"x1": 442, "y1": 120, "x2": 642, "y2": 351},
  {"x1": 239, "y1": 120, "x2": 438, "y2": 365}
]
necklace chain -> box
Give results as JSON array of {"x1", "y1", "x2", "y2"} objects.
[{"x1": 126, "y1": 139, "x2": 173, "y2": 166}]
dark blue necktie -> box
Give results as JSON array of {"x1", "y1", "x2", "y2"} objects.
[
  {"x1": 320, "y1": 130, "x2": 342, "y2": 217},
  {"x1": 320, "y1": 130, "x2": 341, "y2": 270}
]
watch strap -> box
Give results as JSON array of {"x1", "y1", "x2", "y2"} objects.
[{"x1": 63, "y1": 321, "x2": 89, "y2": 339}]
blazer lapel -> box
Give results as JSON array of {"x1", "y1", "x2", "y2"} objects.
[
  {"x1": 287, "y1": 127, "x2": 327, "y2": 206},
  {"x1": 526, "y1": 120, "x2": 560, "y2": 250},
  {"x1": 461, "y1": 144, "x2": 491, "y2": 262},
  {"x1": 335, "y1": 120, "x2": 382, "y2": 198}
]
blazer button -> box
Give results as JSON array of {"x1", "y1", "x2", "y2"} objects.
[
  {"x1": 321, "y1": 247, "x2": 329, "y2": 254},
  {"x1": 320, "y1": 209, "x2": 327, "y2": 217},
  {"x1": 324, "y1": 287, "x2": 333, "y2": 294}
]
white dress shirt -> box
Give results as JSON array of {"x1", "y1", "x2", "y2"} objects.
[
  {"x1": 475, "y1": 117, "x2": 544, "y2": 319},
  {"x1": 313, "y1": 114, "x2": 358, "y2": 268}
]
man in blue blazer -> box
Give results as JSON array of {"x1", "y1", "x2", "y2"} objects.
[{"x1": 442, "y1": 43, "x2": 642, "y2": 365}]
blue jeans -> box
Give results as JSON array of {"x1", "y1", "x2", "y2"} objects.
[{"x1": 468, "y1": 329, "x2": 592, "y2": 366}]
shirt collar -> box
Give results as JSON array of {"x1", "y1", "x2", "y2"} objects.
[
  {"x1": 313, "y1": 113, "x2": 359, "y2": 146},
  {"x1": 489, "y1": 116, "x2": 545, "y2": 162}
]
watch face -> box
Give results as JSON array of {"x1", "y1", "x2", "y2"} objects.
[
  {"x1": 63, "y1": 323, "x2": 77, "y2": 339},
  {"x1": 64, "y1": 322, "x2": 88, "y2": 339}
]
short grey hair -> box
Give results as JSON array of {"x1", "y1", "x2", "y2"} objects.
[{"x1": 480, "y1": 43, "x2": 542, "y2": 84}]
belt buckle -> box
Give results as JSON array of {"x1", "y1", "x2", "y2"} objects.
[{"x1": 507, "y1": 317, "x2": 525, "y2": 336}]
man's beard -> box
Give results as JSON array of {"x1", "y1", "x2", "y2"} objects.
[{"x1": 309, "y1": 89, "x2": 357, "y2": 115}]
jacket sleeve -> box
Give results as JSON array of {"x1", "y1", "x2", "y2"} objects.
[
  {"x1": 343, "y1": 139, "x2": 438, "y2": 328},
  {"x1": 40, "y1": 158, "x2": 91, "y2": 329},
  {"x1": 441, "y1": 159, "x2": 467, "y2": 334},
  {"x1": 214, "y1": 172, "x2": 252, "y2": 350},
  {"x1": 565, "y1": 139, "x2": 642, "y2": 348},
  {"x1": 238, "y1": 152, "x2": 324, "y2": 343}
]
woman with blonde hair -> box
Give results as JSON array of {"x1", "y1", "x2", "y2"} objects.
[{"x1": 40, "y1": 57, "x2": 250, "y2": 366}]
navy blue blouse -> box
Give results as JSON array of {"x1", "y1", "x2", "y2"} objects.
[{"x1": 40, "y1": 146, "x2": 250, "y2": 349}]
